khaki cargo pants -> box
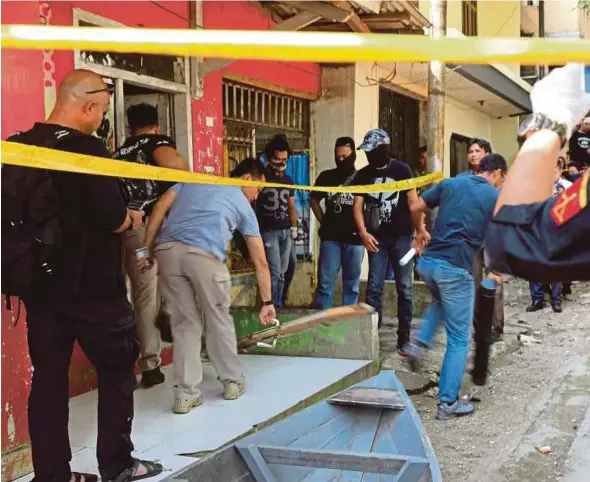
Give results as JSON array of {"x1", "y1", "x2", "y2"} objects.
[
  {"x1": 122, "y1": 223, "x2": 162, "y2": 372},
  {"x1": 155, "y1": 241, "x2": 242, "y2": 397}
]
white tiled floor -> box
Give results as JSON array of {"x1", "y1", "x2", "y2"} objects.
[{"x1": 15, "y1": 355, "x2": 370, "y2": 482}]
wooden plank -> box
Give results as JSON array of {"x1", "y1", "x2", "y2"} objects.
[
  {"x1": 346, "y1": 13, "x2": 371, "y2": 33},
  {"x1": 202, "y1": 11, "x2": 321, "y2": 75},
  {"x1": 252, "y1": 445, "x2": 428, "y2": 475},
  {"x1": 283, "y1": 1, "x2": 351, "y2": 23},
  {"x1": 236, "y1": 445, "x2": 278, "y2": 482},
  {"x1": 237, "y1": 304, "x2": 375, "y2": 349}
]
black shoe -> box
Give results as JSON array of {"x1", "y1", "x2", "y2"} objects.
[
  {"x1": 552, "y1": 303, "x2": 563, "y2": 313},
  {"x1": 141, "y1": 367, "x2": 165, "y2": 388},
  {"x1": 490, "y1": 330, "x2": 504, "y2": 343},
  {"x1": 526, "y1": 302, "x2": 544, "y2": 313}
]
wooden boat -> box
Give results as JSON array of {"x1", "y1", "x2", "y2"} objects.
[{"x1": 167, "y1": 370, "x2": 442, "y2": 482}]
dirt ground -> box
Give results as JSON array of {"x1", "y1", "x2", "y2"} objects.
[{"x1": 380, "y1": 279, "x2": 590, "y2": 482}]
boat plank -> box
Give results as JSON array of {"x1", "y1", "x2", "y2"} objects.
[{"x1": 252, "y1": 445, "x2": 427, "y2": 474}]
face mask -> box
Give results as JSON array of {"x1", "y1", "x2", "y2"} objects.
[
  {"x1": 270, "y1": 160, "x2": 287, "y2": 175},
  {"x1": 366, "y1": 149, "x2": 389, "y2": 168},
  {"x1": 335, "y1": 152, "x2": 356, "y2": 171}
]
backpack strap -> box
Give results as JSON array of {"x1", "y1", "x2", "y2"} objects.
[{"x1": 327, "y1": 171, "x2": 357, "y2": 204}]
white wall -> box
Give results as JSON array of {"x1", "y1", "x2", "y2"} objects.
[{"x1": 313, "y1": 65, "x2": 356, "y2": 175}]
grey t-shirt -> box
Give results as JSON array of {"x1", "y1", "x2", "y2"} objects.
[{"x1": 158, "y1": 184, "x2": 260, "y2": 261}]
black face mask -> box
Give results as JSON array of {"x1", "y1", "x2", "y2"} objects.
[
  {"x1": 335, "y1": 152, "x2": 356, "y2": 172},
  {"x1": 366, "y1": 149, "x2": 389, "y2": 168}
]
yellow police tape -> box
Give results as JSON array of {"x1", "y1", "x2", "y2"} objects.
[
  {"x1": 1, "y1": 141, "x2": 443, "y2": 194},
  {"x1": 2, "y1": 25, "x2": 590, "y2": 64}
]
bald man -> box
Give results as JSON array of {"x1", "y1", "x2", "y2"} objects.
[{"x1": 7, "y1": 70, "x2": 162, "y2": 482}]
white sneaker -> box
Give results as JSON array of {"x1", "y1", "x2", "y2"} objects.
[
  {"x1": 173, "y1": 388, "x2": 203, "y2": 414},
  {"x1": 222, "y1": 378, "x2": 245, "y2": 400}
]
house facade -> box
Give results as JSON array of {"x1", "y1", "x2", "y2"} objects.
[{"x1": 1, "y1": 1, "x2": 543, "y2": 479}]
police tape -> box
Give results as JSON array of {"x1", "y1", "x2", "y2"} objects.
[
  {"x1": 1, "y1": 141, "x2": 443, "y2": 194},
  {"x1": 2, "y1": 25, "x2": 590, "y2": 64}
]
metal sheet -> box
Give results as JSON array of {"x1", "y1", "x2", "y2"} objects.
[{"x1": 328, "y1": 387, "x2": 405, "y2": 410}]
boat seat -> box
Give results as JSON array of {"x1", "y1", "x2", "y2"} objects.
[{"x1": 235, "y1": 443, "x2": 430, "y2": 482}]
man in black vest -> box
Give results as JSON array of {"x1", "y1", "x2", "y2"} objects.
[{"x1": 113, "y1": 103, "x2": 189, "y2": 388}]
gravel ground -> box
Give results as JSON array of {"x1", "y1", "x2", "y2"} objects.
[{"x1": 380, "y1": 280, "x2": 590, "y2": 482}]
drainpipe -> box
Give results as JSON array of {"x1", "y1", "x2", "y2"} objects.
[
  {"x1": 426, "y1": 0, "x2": 446, "y2": 228},
  {"x1": 539, "y1": 0, "x2": 545, "y2": 79},
  {"x1": 426, "y1": 0, "x2": 446, "y2": 176}
]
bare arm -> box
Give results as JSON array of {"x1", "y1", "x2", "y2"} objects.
[
  {"x1": 353, "y1": 195, "x2": 379, "y2": 253},
  {"x1": 310, "y1": 198, "x2": 324, "y2": 224},
  {"x1": 494, "y1": 130, "x2": 561, "y2": 214},
  {"x1": 245, "y1": 236, "x2": 272, "y2": 303},
  {"x1": 288, "y1": 195, "x2": 298, "y2": 228},
  {"x1": 143, "y1": 188, "x2": 178, "y2": 251},
  {"x1": 353, "y1": 195, "x2": 366, "y2": 233},
  {"x1": 153, "y1": 146, "x2": 190, "y2": 171},
  {"x1": 406, "y1": 188, "x2": 426, "y2": 233}
]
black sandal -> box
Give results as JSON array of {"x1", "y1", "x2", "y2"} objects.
[
  {"x1": 104, "y1": 458, "x2": 164, "y2": 482},
  {"x1": 128, "y1": 459, "x2": 164, "y2": 482}
]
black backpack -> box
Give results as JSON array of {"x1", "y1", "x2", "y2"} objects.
[{"x1": 1, "y1": 128, "x2": 81, "y2": 315}]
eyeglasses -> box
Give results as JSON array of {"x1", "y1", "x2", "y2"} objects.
[{"x1": 86, "y1": 86, "x2": 114, "y2": 95}]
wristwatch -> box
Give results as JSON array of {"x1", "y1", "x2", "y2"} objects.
[
  {"x1": 517, "y1": 113, "x2": 567, "y2": 148},
  {"x1": 262, "y1": 300, "x2": 274, "y2": 306}
]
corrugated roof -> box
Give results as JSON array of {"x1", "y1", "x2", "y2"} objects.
[{"x1": 259, "y1": 1, "x2": 430, "y2": 33}]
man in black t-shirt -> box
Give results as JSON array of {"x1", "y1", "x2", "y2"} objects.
[
  {"x1": 113, "y1": 103, "x2": 189, "y2": 388},
  {"x1": 256, "y1": 135, "x2": 298, "y2": 308},
  {"x1": 568, "y1": 116, "x2": 590, "y2": 168},
  {"x1": 310, "y1": 137, "x2": 365, "y2": 309},
  {"x1": 351, "y1": 129, "x2": 430, "y2": 354},
  {"x1": 17, "y1": 70, "x2": 162, "y2": 482}
]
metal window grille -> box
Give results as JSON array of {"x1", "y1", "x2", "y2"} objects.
[
  {"x1": 223, "y1": 82, "x2": 309, "y2": 133},
  {"x1": 462, "y1": 1, "x2": 478, "y2": 37}
]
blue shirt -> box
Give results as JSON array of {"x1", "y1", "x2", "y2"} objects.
[
  {"x1": 157, "y1": 184, "x2": 260, "y2": 262},
  {"x1": 422, "y1": 175, "x2": 499, "y2": 273}
]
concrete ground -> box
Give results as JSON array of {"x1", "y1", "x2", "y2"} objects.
[{"x1": 380, "y1": 279, "x2": 590, "y2": 482}]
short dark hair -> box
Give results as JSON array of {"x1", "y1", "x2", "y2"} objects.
[
  {"x1": 469, "y1": 138, "x2": 492, "y2": 154},
  {"x1": 479, "y1": 153, "x2": 507, "y2": 174},
  {"x1": 230, "y1": 157, "x2": 265, "y2": 178},
  {"x1": 264, "y1": 134, "x2": 291, "y2": 159},
  {"x1": 418, "y1": 145, "x2": 427, "y2": 154},
  {"x1": 335, "y1": 136, "x2": 355, "y2": 150},
  {"x1": 127, "y1": 103, "x2": 158, "y2": 130}
]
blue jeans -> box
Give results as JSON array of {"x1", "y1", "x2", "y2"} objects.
[
  {"x1": 414, "y1": 257, "x2": 475, "y2": 403},
  {"x1": 366, "y1": 234, "x2": 414, "y2": 340},
  {"x1": 529, "y1": 281, "x2": 562, "y2": 305},
  {"x1": 314, "y1": 241, "x2": 365, "y2": 310},
  {"x1": 282, "y1": 241, "x2": 298, "y2": 306},
  {"x1": 262, "y1": 228, "x2": 292, "y2": 308}
]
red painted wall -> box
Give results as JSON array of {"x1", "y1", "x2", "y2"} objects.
[
  {"x1": 194, "y1": 0, "x2": 321, "y2": 175},
  {"x1": 1, "y1": 1, "x2": 46, "y2": 471}
]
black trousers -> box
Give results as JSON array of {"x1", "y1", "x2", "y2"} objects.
[
  {"x1": 472, "y1": 248, "x2": 505, "y2": 335},
  {"x1": 26, "y1": 297, "x2": 139, "y2": 482}
]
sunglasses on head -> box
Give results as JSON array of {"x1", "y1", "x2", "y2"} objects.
[{"x1": 86, "y1": 86, "x2": 114, "y2": 95}]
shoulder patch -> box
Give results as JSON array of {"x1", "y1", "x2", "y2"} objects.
[{"x1": 550, "y1": 170, "x2": 588, "y2": 227}]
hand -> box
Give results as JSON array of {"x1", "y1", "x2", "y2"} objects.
[
  {"x1": 259, "y1": 304, "x2": 276, "y2": 325},
  {"x1": 290, "y1": 227, "x2": 298, "y2": 240},
  {"x1": 530, "y1": 63, "x2": 590, "y2": 137},
  {"x1": 412, "y1": 230, "x2": 431, "y2": 255},
  {"x1": 360, "y1": 231, "x2": 379, "y2": 253},
  {"x1": 128, "y1": 209, "x2": 144, "y2": 231},
  {"x1": 486, "y1": 271, "x2": 503, "y2": 284}
]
